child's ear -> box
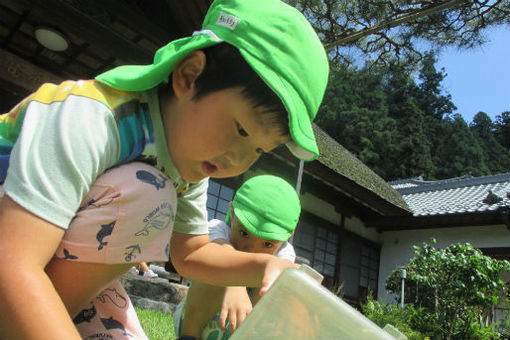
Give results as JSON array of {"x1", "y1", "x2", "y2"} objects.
[
  {"x1": 172, "y1": 50, "x2": 206, "y2": 99},
  {"x1": 229, "y1": 201, "x2": 234, "y2": 218}
]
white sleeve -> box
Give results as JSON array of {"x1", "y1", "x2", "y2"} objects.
[
  {"x1": 208, "y1": 219, "x2": 231, "y2": 242},
  {"x1": 4, "y1": 93, "x2": 119, "y2": 229},
  {"x1": 276, "y1": 242, "x2": 296, "y2": 263},
  {"x1": 173, "y1": 178, "x2": 209, "y2": 235}
]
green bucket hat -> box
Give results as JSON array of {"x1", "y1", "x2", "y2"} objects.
[
  {"x1": 95, "y1": 0, "x2": 329, "y2": 160},
  {"x1": 231, "y1": 175, "x2": 301, "y2": 241}
]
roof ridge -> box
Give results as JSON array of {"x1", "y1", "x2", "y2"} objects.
[{"x1": 393, "y1": 172, "x2": 510, "y2": 195}]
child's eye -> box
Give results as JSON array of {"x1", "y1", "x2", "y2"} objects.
[
  {"x1": 236, "y1": 121, "x2": 249, "y2": 137},
  {"x1": 263, "y1": 242, "x2": 274, "y2": 248},
  {"x1": 240, "y1": 229, "x2": 249, "y2": 237}
]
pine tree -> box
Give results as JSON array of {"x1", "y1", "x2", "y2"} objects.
[
  {"x1": 383, "y1": 64, "x2": 433, "y2": 180},
  {"x1": 435, "y1": 114, "x2": 489, "y2": 178},
  {"x1": 494, "y1": 111, "x2": 510, "y2": 150},
  {"x1": 470, "y1": 112, "x2": 510, "y2": 173}
]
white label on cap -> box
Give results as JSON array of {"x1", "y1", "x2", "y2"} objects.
[{"x1": 217, "y1": 12, "x2": 240, "y2": 30}]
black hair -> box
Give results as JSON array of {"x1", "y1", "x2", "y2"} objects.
[{"x1": 193, "y1": 43, "x2": 289, "y2": 136}]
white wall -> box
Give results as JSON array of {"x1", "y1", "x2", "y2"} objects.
[
  {"x1": 300, "y1": 192, "x2": 342, "y2": 226},
  {"x1": 378, "y1": 225, "x2": 510, "y2": 302},
  {"x1": 299, "y1": 192, "x2": 382, "y2": 243},
  {"x1": 344, "y1": 215, "x2": 382, "y2": 243}
]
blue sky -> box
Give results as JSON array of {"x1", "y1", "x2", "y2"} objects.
[{"x1": 436, "y1": 25, "x2": 510, "y2": 123}]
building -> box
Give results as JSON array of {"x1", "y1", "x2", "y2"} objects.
[{"x1": 376, "y1": 174, "x2": 510, "y2": 305}]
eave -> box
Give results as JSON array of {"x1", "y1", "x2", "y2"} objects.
[{"x1": 367, "y1": 207, "x2": 510, "y2": 232}]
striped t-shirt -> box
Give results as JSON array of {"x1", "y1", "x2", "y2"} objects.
[{"x1": 0, "y1": 79, "x2": 208, "y2": 234}]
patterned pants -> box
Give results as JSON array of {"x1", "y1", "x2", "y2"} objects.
[{"x1": 3, "y1": 162, "x2": 177, "y2": 339}]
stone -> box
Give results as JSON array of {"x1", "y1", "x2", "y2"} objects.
[{"x1": 120, "y1": 272, "x2": 188, "y2": 313}]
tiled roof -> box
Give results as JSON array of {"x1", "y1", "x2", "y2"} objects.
[{"x1": 389, "y1": 173, "x2": 510, "y2": 216}]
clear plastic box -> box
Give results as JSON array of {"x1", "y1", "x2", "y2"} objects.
[{"x1": 230, "y1": 265, "x2": 397, "y2": 339}]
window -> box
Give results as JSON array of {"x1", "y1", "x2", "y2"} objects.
[
  {"x1": 207, "y1": 180, "x2": 234, "y2": 221},
  {"x1": 360, "y1": 245, "x2": 379, "y2": 292},
  {"x1": 293, "y1": 218, "x2": 338, "y2": 278},
  {"x1": 339, "y1": 233, "x2": 380, "y2": 300}
]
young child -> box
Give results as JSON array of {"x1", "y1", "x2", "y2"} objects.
[
  {"x1": 174, "y1": 175, "x2": 301, "y2": 340},
  {"x1": 0, "y1": 0, "x2": 328, "y2": 339},
  {"x1": 130, "y1": 262, "x2": 158, "y2": 278}
]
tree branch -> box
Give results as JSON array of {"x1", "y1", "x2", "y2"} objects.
[{"x1": 324, "y1": 0, "x2": 468, "y2": 49}]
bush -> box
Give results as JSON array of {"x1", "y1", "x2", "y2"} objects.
[
  {"x1": 361, "y1": 295, "x2": 427, "y2": 340},
  {"x1": 385, "y1": 239, "x2": 510, "y2": 340}
]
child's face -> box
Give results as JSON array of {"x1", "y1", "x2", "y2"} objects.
[
  {"x1": 230, "y1": 211, "x2": 284, "y2": 255},
  {"x1": 163, "y1": 86, "x2": 288, "y2": 183}
]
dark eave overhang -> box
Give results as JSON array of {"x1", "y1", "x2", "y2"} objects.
[
  {"x1": 251, "y1": 150, "x2": 379, "y2": 219},
  {"x1": 18, "y1": 0, "x2": 154, "y2": 64},
  {"x1": 367, "y1": 207, "x2": 510, "y2": 232},
  {"x1": 269, "y1": 147, "x2": 411, "y2": 219},
  {"x1": 304, "y1": 154, "x2": 411, "y2": 217}
]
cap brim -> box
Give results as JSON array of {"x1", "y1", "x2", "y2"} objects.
[
  {"x1": 234, "y1": 204, "x2": 293, "y2": 241},
  {"x1": 96, "y1": 32, "x2": 222, "y2": 91},
  {"x1": 286, "y1": 140, "x2": 317, "y2": 161},
  {"x1": 237, "y1": 51, "x2": 320, "y2": 161}
]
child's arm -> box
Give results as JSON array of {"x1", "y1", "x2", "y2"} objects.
[
  {"x1": 208, "y1": 236, "x2": 254, "y2": 333},
  {"x1": 170, "y1": 231, "x2": 297, "y2": 294},
  {"x1": 0, "y1": 196, "x2": 82, "y2": 339},
  {"x1": 220, "y1": 286, "x2": 253, "y2": 333}
]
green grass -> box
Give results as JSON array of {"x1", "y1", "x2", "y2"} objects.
[{"x1": 135, "y1": 307, "x2": 177, "y2": 340}]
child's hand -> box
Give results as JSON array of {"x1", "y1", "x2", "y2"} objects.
[
  {"x1": 259, "y1": 258, "x2": 299, "y2": 296},
  {"x1": 219, "y1": 286, "x2": 252, "y2": 334}
]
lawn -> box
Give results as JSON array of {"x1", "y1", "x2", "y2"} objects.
[{"x1": 136, "y1": 307, "x2": 177, "y2": 340}]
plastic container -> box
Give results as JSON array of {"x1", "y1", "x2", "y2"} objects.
[{"x1": 230, "y1": 265, "x2": 397, "y2": 340}]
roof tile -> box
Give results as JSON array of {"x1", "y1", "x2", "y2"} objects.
[{"x1": 390, "y1": 173, "x2": 510, "y2": 216}]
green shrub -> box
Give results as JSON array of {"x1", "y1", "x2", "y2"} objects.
[
  {"x1": 385, "y1": 239, "x2": 509, "y2": 340},
  {"x1": 361, "y1": 295, "x2": 427, "y2": 340}
]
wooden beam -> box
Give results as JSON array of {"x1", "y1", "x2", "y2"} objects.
[
  {"x1": 257, "y1": 151, "x2": 374, "y2": 218},
  {"x1": 0, "y1": 48, "x2": 63, "y2": 92},
  {"x1": 367, "y1": 209, "x2": 509, "y2": 231},
  {"x1": 303, "y1": 159, "x2": 411, "y2": 217},
  {"x1": 271, "y1": 146, "x2": 411, "y2": 217},
  {"x1": 19, "y1": 0, "x2": 153, "y2": 64},
  {"x1": 100, "y1": 0, "x2": 178, "y2": 44}
]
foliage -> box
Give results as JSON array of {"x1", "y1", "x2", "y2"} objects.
[
  {"x1": 286, "y1": 0, "x2": 510, "y2": 68},
  {"x1": 385, "y1": 239, "x2": 510, "y2": 340},
  {"x1": 470, "y1": 112, "x2": 510, "y2": 174},
  {"x1": 286, "y1": 0, "x2": 509, "y2": 181},
  {"x1": 434, "y1": 114, "x2": 489, "y2": 179},
  {"x1": 361, "y1": 295, "x2": 426, "y2": 340},
  {"x1": 316, "y1": 52, "x2": 509, "y2": 181},
  {"x1": 494, "y1": 111, "x2": 510, "y2": 150},
  {"x1": 135, "y1": 307, "x2": 176, "y2": 340}
]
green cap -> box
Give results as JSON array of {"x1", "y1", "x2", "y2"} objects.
[
  {"x1": 232, "y1": 175, "x2": 301, "y2": 241},
  {"x1": 95, "y1": 0, "x2": 329, "y2": 160}
]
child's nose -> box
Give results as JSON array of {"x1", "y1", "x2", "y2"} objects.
[
  {"x1": 243, "y1": 242, "x2": 258, "y2": 253},
  {"x1": 225, "y1": 148, "x2": 250, "y2": 167}
]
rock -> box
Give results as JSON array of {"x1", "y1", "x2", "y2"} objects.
[
  {"x1": 130, "y1": 296, "x2": 175, "y2": 314},
  {"x1": 120, "y1": 272, "x2": 188, "y2": 313}
]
